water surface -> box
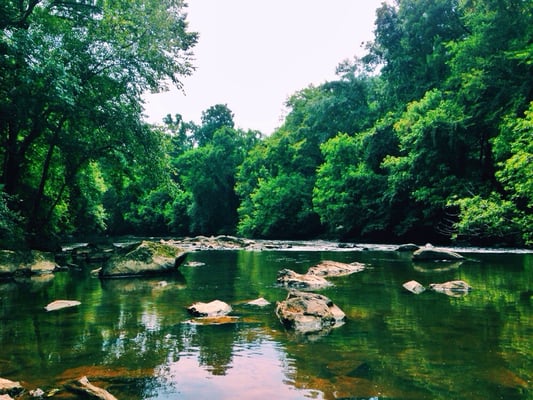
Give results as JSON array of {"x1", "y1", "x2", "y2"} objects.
[{"x1": 0, "y1": 246, "x2": 531, "y2": 399}]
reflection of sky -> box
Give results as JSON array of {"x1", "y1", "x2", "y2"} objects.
[{"x1": 150, "y1": 338, "x2": 323, "y2": 400}]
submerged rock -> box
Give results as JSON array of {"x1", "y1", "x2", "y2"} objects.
[
  {"x1": 276, "y1": 268, "x2": 332, "y2": 289},
  {"x1": 429, "y1": 280, "x2": 472, "y2": 297},
  {"x1": 412, "y1": 247, "x2": 464, "y2": 261},
  {"x1": 307, "y1": 260, "x2": 365, "y2": 277},
  {"x1": 99, "y1": 241, "x2": 187, "y2": 278},
  {"x1": 187, "y1": 300, "x2": 232, "y2": 317},
  {"x1": 45, "y1": 300, "x2": 81, "y2": 312},
  {"x1": 276, "y1": 290, "x2": 345, "y2": 335},
  {"x1": 402, "y1": 280, "x2": 426, "y2": 294},
  {"x1": 65, "y1": 376, "x2": 117, "y2": 400}
]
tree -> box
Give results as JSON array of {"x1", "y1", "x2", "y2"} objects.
[
  {"x1": 364, "y1": 0, "x2": 465, "y2": 107},
  {"x1": 174, "y1": 109, "x2": 261, "y2": 235},
  {"x1": 194, "y1": 104, "x2": 235, "y2": 146},
  {"x1": 0, "y1": 0, "x2": 197, "y2": 244},
  {"x1": 313, "y1": 133, "x2": 389, "y2": 239}
]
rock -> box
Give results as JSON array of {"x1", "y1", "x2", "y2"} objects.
[
  {"x1": 65, "y1": 376, "x2": 117, "y2": 400},
  {"x1": 0, "y1": 394, "x2": 14, "y2": 400},
  {"x1": 275, "y1": 290, "x2": 345, "y2": 334},
  {"x1": 29, "y1": 388, "x2": 45, "y2": 397},
  {"x1": 412, "y1": 247, "x2": 464, "y2": 261},
  {"x1": 402, "y1": 280, "x2": 426, "y2": 294},
  {"x1": 187, "y1": 300, "x2": 232, "y2": 317},
  {"x1": 184, "y1": 316, "x2": 239, "y2": 325},
  {"x1": 307, "y1": 260, "x2": 365, "y2": 277},
  {"x1": 337, "y1": 242, "x2": 357, "y2": 249},
  {"x1": 0, "y1": 250, "x2": 58, "y2": 278},
  {"x1": 429, "y1": 280, "x2": 472, "y2": 297},
  {"x1": 183, "y1": 261, "x2": 205, "y2": 267},
  {"x1": 0, "y1": 377, "x2": 23, "y2": 396},
  {"x1": 70, "y1": 242, "x2": 115, "y2": 263},
  {"x1": 395, "y1": 243, "x2": 420, "y2": 252},
  {"x1": 276, "y1": 268, "x2": 332, "y2": 289},
  {"x1": 45, "y1": 300, "x2": 81, "y2": 311},
  {"x1": 246, "y1": 297, "x2": 270, "y2": 307},
  {"x1": 99, "y1": 241, "x2": 187, "y2": 278}
]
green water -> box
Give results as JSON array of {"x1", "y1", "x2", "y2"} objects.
[{"x1": 0, "y1": 247, "x2": 531, "y2": 399}]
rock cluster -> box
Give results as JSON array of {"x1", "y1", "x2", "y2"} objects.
[
  {"x1": 276, "y1": 290, "x2": 345, "y2": 335},
  {"x1": 403, "y1": 279, "x2": 472, "y2": 297},
  {"x1": 275, "y1": 260, "x2": 365, "y2": 336},
  {"x1": 277, "y1": 260, "x2": 365, "y2": 290}
]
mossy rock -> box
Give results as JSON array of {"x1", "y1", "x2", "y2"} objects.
[{"x1": 99, "y1": 241, "x2": 187, "y2": 278}]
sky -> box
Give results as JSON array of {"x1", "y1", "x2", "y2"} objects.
[{"x1": 143, "y1": 0, "x2": 385, "y2": 135}]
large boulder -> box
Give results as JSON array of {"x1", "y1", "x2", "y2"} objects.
[
  {"x1": 307, "y1": 260, "x2": 365, "y2": 277},
  {"x1": 412, "y1": 246, "x2": 464, "y2": 261},
  {"x1": 276, "y1": 290, "x2": 345, "y2": 335},
  {"x1": 99, "y1": 241, "x2": 186, "y2": 278},
  {"x1": 0, "y1": 250, "x2": 58, "y2": 278},
  {"x1": 276, "y1": 268, "x2": 331, "y2": 289}
]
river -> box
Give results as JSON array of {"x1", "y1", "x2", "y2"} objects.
[{"x1": 0, "y1": 244, "x2": 531, "y2": 399}]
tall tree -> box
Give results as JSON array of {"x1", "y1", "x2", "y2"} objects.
[{"x1": 0, "y1": 0, "x2": 197, "y2": 244}]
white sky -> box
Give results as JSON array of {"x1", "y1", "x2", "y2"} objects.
[{"x1": 143, "y1": 0, "x2": 384, "y2": 135}]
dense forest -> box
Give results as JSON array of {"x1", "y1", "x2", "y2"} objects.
[{"x1": 1, "y1": 0, "x2": 532, "y2": 250}]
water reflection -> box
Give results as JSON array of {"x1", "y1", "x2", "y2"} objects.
[{"x1": 0, "y1": 249, "x2": 531, "y2": 399}]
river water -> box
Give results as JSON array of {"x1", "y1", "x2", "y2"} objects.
[{"x1": 0, "y1": 244, "x2": 531, "y2": 399}]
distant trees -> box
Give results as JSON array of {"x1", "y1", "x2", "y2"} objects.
[{"x1": 1, "y1": 0, "x2": 531, "y2": 248}]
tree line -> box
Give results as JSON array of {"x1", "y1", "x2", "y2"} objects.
[{"x1": 1, "y1": 0, "x2": 532, "y2": 250}]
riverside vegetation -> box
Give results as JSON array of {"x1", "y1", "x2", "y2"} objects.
[{"x1": 1, "y1": 0, "x2": 532, "y2": 252}]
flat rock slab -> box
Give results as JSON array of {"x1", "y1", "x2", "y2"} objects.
[
  {"x1": 403, "y1": 280, "x2": 426, "y2": 294},
  {"x1": 187, "y1": 300, "x2": 232, "y2": 317},
  {"x1": 184, "y1": 316, "x2": 240, "y2": 325},
  {"x1": 307, "y1": 260, "x2": 365, "y2": 277},
  {"x1": 0, "y1": 378, "x2": 22, "y2": 396},
  {"x1": 45, "y1": 300, "x2": 81, "y2": 312},
  {"x1": 276, "y1": 290, "x2": 345, "y2": 335},
  {"x1": 66, "y1": 376, "x2": 117, "y2": 400},
  {"x1": 429, "y1": 280, "x2": 472, "y2": 297},
  {"x1": 412, "y1": 247, "x2": 464, "y2": 261},
  {"x1": 246, "y1": 297, "x2": 271, "y2": 307},
  {"x1": 276, "y1": 268, "x2": 331, "y2": 289}
]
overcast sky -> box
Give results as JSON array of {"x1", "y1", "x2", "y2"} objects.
[{"x1": 143, "y1": 0, "x2": 385, "y2": 135}]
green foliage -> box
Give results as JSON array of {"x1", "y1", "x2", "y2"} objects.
[
  {"x1": 0, "y1": 186, "x2": 25, "y2": 249},
  {"x1": 313, "y1": 133, "x2": 388, "y2": 238},
  {"x1": 173, "y1": 114, "x2": 261, "y2": 235},
  {"x1": 0, "y1": 0, "x2": 197, "y2": 244},
  {"x1": 194, "y1": 104, "x2": 235, "y2": 147},
  {"x1": 1, "y1": 0, "x2": 531, "y2": 247},
  {"x1": 452, "y1": 193, "x2": 525, "y2": 245},
  {"x1": 238, "y1": 173, "x2": 320, "y2": 239}
]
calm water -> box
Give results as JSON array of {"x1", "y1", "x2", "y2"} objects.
[{"x1": 0, "y1": 246, "x2": 531, "y2": 399}]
